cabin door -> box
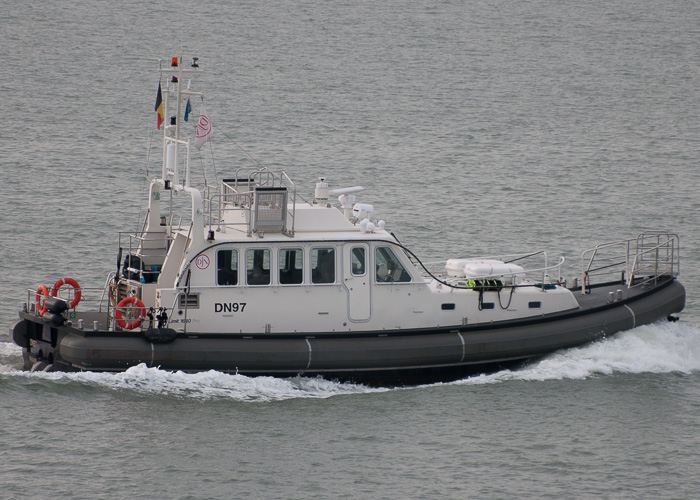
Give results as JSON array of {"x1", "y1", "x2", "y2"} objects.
[{"x1": 343, "y1": 244, "x2": 371, "y2": 321}]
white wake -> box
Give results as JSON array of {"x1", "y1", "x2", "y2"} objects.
[
  {"x1": 453, "y1": 321, "x2": 700, "y2": 385},
  {"x1": 1, "y1": 321, "x2": 698, "y2": 399}
]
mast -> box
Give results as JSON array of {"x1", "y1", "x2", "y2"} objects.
[
  {"x1": 158, "y1": 56, "x2": 203, "y2": 185},
  {"x1": 145, "y1": 56, "x2": 206, "y2": 248}
]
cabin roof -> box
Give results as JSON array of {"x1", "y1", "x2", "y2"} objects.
[{"x1": 189, "y1": 202, "x2": 393, "y2": 243}]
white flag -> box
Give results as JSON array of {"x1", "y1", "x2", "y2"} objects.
[{"x1": 194, "y1": 105, "x2": 213, "y2": 150}]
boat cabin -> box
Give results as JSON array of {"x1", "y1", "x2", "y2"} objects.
[{"x1": 111, "y1": 168, "x2": 579, "y2": 336}]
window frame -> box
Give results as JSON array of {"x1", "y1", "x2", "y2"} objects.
[
  {"x1": 278, "y1": 247, "x2": 304, "y2": 285},
  {"x1": 216, "y1": 248, "x2": 239, "y2": 286},
  {"x1": 246, "y1": 247, "x2": 271, "y2": 286},
  {"x1": 374, "y1": 245, "x2": 412, "y2": 284},
  {"x1": 311, "y1": 247, "x2": 336, "y2": 284},
  {"x1": 350, "y1": 246, "x2": 367, "y2": 277}
]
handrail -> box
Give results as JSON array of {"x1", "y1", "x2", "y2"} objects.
[
  {"x1": 117, "y1": 230, "x2": 173, "y2": 284},
  {"x1": 98, "y1": 272, "x2": 116, "y2": 312},
  {"x1": 207, "y1": 192, "x2": 253, "y2": 236},
  {"x1": 628, "y1": 234, "x2": 679, "y2": 287},
  {"x1": 424, "y1": 251, "x2": 565, "y2": 291},
  {"x1": 456, "y1": 256, "x2": 565, "y2": 284},
  {"x1": 204, "y1": 168, "x2": 298, "y2": 238},
  {"x1": 26, "y1": 285, "x2": 111, "y2": 316},
  {"x1": 581, "y1": 231, "x2": 679, "y2": 293}
]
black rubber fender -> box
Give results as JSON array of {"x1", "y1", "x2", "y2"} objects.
[
  {"x1": 43, "y1": 312, "x2": 65, "y2": 327},
  {"x1": 143, "y1": 328, "x2": 178, "y2": 344},
  {"x1": 10, "y1": 318, "x2": 29, "y2": 348},
  {"x1": 45, "y1": 297, "x2": 68, "y2": 314}
]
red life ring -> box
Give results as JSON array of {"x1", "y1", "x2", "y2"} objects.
[
  {"x1": 51, "y1": 277, "x2": 82, "y2": 309},
  {"x1": 115, "y1": 296, "x2": 146, "y2": 330},
  {"x1": 35, "y1": 284, "x2": 49, "y2": 316}
]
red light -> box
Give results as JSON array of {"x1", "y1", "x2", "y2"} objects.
[{"x1": 171, "y1": 57, "x2": 178, "y2": 67}]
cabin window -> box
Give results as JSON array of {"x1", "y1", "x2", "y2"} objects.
[
  {"x1": 217, "y1": 249, "x2": 238, "y2": 286},
  {"x1": 279, "y1": 248, "x2": 303, "y2": 285},
  {"x1": 311, "y1": 247, "x2": 335, "y2": 284},
  {"x1": 351, "y1": 246, "x2": 366, "y2": 276},
  {"x1": 529, "y1": 301, "x2": 542, "y2": 309},
  {"x1": 246, "y1": 248, "x2": 270, "y2": 285},
  {"x1": 375, "y1": 246, "x2": 411, "y2": 283}
]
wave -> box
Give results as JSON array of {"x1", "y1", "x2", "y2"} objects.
[
  {"x1": 453, "y1": 321, "x2": 700, "y2": 385},
  {"x1": 0, "y1": 341, "x2": 23, "y2": 373},
  {"x1": 1, "y1": 321, "x2": 698, "y2": 399},
  {"x1": 0, "y1": 353, "x2": 387, "y2": 401}
]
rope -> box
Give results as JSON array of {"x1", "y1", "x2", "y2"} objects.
[{"x1": 212, "y1": 121, "x2": 267, "y2": 169}]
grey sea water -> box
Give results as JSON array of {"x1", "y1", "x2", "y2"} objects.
[{"x1": 1, "y1": 1, "x2": 699, "y2": 498}]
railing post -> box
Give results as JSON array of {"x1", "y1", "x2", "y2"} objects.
[{"x1": 654, "y1": 243, "x2": 659, "y2": 285}]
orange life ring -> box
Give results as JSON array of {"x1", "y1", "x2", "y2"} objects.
[
  {"x1": 115, "y1": 296, "x2": 146, "y2": 330},
  {"x1": 51, "y1": 277, "x2": 82, "y2": 309},
  {"x1": 35, "y1": 284, "x2": 49, "y2": 316}
]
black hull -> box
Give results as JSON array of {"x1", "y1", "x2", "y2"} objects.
[{"x1": 12, "y1": 278, "x2": 685, "y2": 386}]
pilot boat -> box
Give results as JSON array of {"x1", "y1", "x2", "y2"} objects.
[{"x1": 11, "y1": 56, "x2": 685, "y2": 385}]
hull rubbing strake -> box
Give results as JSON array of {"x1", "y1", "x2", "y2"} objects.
[
  {"x1": 624, "y1": 304, "x2": 636, "y2": 329},
  {"x1": 305, "y1": 338, "x2": 313, "y2": 370}
]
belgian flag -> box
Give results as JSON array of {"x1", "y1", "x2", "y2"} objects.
[{"x1": 154, "y1": 81, "x2": 164, "y2": 130}]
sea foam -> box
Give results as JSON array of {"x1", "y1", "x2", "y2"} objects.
[
  {"x1": 454, "y1": 321, "x2": 700, "y2": 386},
  {"x1": 1, "y1": 321, "x2": 698, "y2": 399}
]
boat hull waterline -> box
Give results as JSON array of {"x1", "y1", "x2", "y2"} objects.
[{"x1": 13, "y1": 278, "x2": 684, "y2": 385}]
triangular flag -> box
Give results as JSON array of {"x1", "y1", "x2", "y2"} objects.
[
  {"x1": 184, "y1": 99, "x2": 191, "y2": 122},
  {"x1": 194, "y1": 105, "x2": 213, "y2": 150},
  {"x1": 154, "y1": 81, "x2": 164, "y2": 130}
]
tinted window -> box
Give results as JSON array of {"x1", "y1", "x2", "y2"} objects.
[
  {"x1": 375, "y1": 246, "x2": 411, "y2": 283},
  {"x1": 312, "y1": 248, "x2": 335, "y2": 284},
  {"x1": 217, "y1": 249, "x2": 238, "y2": 286},
  {"x1": 351, "y1": 246, "x2": 366, "y2": 276},
  {"x1": 246, "y1": 248, "x2": 270, "y2": 285},
  {"x1": 279, "y1": 248, "x2": 303, "y2": 285}
]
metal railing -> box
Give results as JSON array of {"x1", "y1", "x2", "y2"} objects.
[
  {"x1": 118, "y1": 230, "x2": 173, "y2": 284},
  {"x1": 581, "y1": 231, "x2": 679, "y2": 293},
  {"x1": 204, "y1": 168, "x2": 297, "y2": 237},
  {"x1": 207, "y1": 190, "x2": 253, "y2": 236},
  {"x1": 424, "y1": 250, "x2": 565, "y2": 291},
  {"x1": 26, "y1": 278, "x2": 179, "y2": 333}
]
